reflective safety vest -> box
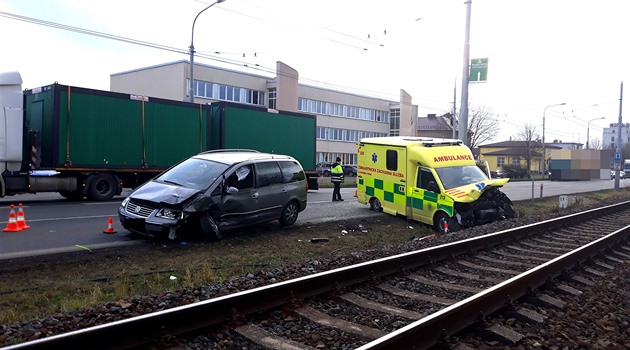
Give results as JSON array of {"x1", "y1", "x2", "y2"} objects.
[{"x1": 331, "y1": 164, "x2": 344, "y2": 183}]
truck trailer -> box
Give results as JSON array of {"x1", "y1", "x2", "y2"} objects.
[
  {"x1": 0, "y1": 72, "x2": 318, "y2": 201},
  {"x1": 357, "y1": 136, "x2": 515, "y2": 233}
]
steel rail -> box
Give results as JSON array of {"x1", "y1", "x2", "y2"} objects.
[
  {"x1": 5, "y1": 200, "x2": 630, "y2": 350},
  {"x1": 358, "y1": 223, "x2": 630, "y2": 349}
]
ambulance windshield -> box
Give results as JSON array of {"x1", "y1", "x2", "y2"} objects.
[{"x1": 436, "y1": 165, "x2": 488, "y2": 190}]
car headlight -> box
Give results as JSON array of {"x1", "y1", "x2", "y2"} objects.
[
  {"x1": 121, "y1": 197, "x2": 130, "y2": 207},
  {"x1": 156, "y1": 208, "x2": 183, "y2": 220}
]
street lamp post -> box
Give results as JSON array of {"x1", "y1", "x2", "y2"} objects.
[
  {"x1": 542, "y1": 102, "x2": 566, "y2": 173},
  {"x1": 188, "y1": 0, "x2": 225, "y2": 103},
  {"x1": 586, "y1": 116, "x2": 605, "y2": 149}
]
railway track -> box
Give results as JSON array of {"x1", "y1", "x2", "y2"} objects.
[{"x1": 4, "y1": 201, "x2": 630, "y2": 350}]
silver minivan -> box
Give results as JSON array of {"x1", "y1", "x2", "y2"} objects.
[{"x1": 118, "y1": 150, "x2": 308, "y2": 241}]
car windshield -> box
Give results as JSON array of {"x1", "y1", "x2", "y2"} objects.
[
  {"x1": 435, "y1": 165, "x2": 488, "y2": 190},
  {"x1": 156, "y1": 158, "x2": 229, "y2": 191}
]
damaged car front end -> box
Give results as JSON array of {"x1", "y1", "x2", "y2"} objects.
[{"x1": 436, "y1": 166, "x2": 515, "y2": 233}]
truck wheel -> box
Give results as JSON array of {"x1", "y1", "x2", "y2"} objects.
[
  {"x1": 59, "y1": 190, "x2": 84, "y2": 200},
  {"x1": 199, "y1": 213, "x2": 222, "y2": 241},
  {"x1": 88, "y1": 174, "x2": 118, "y2": 201},
  {"x1": 279, "y1": 200, "x2": 299, "y2": 226},
  {"x1": 370, "y1": 197, "x2": 382, "y2": 212}
]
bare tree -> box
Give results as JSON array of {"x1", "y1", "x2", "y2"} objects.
[
  {"x1": 514, "y1": 124, "x2": 542, "y2": 175},
  {"x1": 588, "y1": 137, "x2": 602, "y2": 150},
  {"x1": 466, "y1": 105, "x2": 500, "y2": 148}
]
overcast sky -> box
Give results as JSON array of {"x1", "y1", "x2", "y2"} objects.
[{"x1": 1, "y1": 0, "x2": 628, "y2": 145}]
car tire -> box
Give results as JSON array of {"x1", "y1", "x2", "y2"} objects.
[
  {"x1": 279, "y1": 200, "x2": 299, "y2": 226},
  {"x1": 199, "y1": 213, "x2": 222, "y2": 241},
  {"x1": 348, "y1": 171, "x2": 355, "y2": 177},
  {"x1": 369, "y1": 197, "x2": 382, "y2": 212},
  {"x1": 433, "y1": 211, "x2": 450, "y2": 233}
]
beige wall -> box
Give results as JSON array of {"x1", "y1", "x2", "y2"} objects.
[
  {"x1": 110, "y1": 62, "x2": 187, "y2": 100},
  {"x1": 398, "y1": 89, "x2": 417, "y2": 136},
  {"x1": 276, "y1": 61, "x2": 298, "y2": 112}
]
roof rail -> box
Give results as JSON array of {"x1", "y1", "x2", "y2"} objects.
[{"x1": 199, "y1": 149, "x2": 260, "y2": 154}]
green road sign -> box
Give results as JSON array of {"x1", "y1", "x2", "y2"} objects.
[{"x1": 469, "y1": 58, "x2": 488, "y2": 83}]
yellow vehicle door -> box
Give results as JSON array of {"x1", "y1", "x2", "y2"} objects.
[{"x1": 409, "y1": 167, "x2": 442, "y2": 225}]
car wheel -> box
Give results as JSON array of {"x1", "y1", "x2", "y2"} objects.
[
  {"x1": 348, "y1": 171, "x2": 355, "y2": 177},
  {"x1": 433, "y1": 211, "x2": 450, "y2": 233},
  {"x1": 369, "y1": 197, "x2": 382, "y2": 212},
  {"x1": 87, "y1": 173, "x2": 118, "y2": 201},
  {"x1": 199, "y1": 213, "x2": 222, "y2": 241},
  {"x1": 323, "y1": 170, "x2": 330, "y2": 177},
  {"x1": 279, "y1": 200, "x2": 299, "y2": 226}
]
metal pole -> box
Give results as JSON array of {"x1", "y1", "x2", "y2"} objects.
[
  {"x1": 614, "y1": 82, "x2": 624, "y2": 190},
  {"x1": 542, "y1": 102, "x2": 566, "y2": 173},
  {"x1": 453, "y1": 78, "x2": 457, "y2": 139},
  {"x1": 458, "y1": 0, "x2": 471, "y2": 145},
  {"x1": 188, "y1": 0, "x2": 225, "y2": 102}
]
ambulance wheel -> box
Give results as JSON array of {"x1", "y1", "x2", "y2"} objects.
[
  {"x1": 199, "y1": 213, "x2": 222, "y2": 241},
  {"x1": 370, "y1": 197, "x2": 382, "y2": 212},
  {"x1": 433, "y1": 211, "x2": 449, "y2": 233}
]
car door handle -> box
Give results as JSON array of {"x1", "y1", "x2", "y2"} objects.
[{"x1": 252, "y1": 192, "x2": 259, "y2": 199}]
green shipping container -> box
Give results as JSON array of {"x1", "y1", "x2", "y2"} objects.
[
  {"x1": 24, "y1": 84, "x2": 208, "y2": 171},
  {"x1": 208, "y1": 102, "x2": 317, "y2": 171}
]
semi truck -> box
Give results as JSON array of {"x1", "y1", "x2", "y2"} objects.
[
  {"x1": 0, "y1": 72, "x2": 318, "y2": 201},
  {"x1": 357, "y1": 136, "x2": 515, "y2": 233}
]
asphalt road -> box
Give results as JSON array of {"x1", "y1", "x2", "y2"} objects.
[{"x1": 0, "y1": 178, "x2": 626, "y2": 259}]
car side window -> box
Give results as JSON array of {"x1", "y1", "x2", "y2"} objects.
[
  {"x1": 279, "y1": 161, "x2": 305, "y2": 183},
  {"x1": 228, "y1": 165, "x2": 254, "y2": 190},
  {"x1": 255, "y1": 162, "x2": 284, "y2": 187}
]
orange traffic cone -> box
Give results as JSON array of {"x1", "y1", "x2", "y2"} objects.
[
  {"x1": 103, "y1": 217, "x2": 117, "y2": 234},
  {"x1": 3, "y1": 207, "x2": 22, "y2": 233},
  {"x1": 16, "y1": 203, "x2": 30, "y2": 230},
  {"x1": 354, "y1": 189, "x2": 358, "y2": 197}
]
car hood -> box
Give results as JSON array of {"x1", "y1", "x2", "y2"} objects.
[
  {"x1": 129, "y1": 181, "x2": 202, "y2": 206},
  {"x1": 443, "y1": 178, "x2": 509, "y2": 203}
]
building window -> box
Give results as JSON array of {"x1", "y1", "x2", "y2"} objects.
[
  {"x1": 511, "y1": 157, "x2": 519, "y2": 165},
  {"x1": 389, "y1": 108, "x2": 400, "y2": 136},
  {"x1": 297, "y1": 97, "x2": 388, "y2": 123},
  {"x1": 268, "y1": 88, "x2": 276, "y2": 109},
  {"x1": 192, "y1": 79, "x2": 265, "y2": 106},
  {"x1": 497, "y1": 157, "x2": 505, "y2": 168}
]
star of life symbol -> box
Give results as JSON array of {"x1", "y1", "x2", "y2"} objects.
[{"x1": 372, "y1": 153, "x2": 378, "y2": 163}]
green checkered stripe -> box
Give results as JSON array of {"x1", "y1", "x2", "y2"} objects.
[
  {"x1": 407, "y1": 189, "x2": 454, "y2": 217},
  {"x1": 363, "y1": 177, "x2": 406, "y2": 207},
  {"x1": 361, "y1": 177, "x2": 453, "y2": 217},
  {"x1": 407, "y1": 190, "x2": 453, "y2": 216}
]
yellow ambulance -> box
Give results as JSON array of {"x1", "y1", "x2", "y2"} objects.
[{"x1": 357, "y1": 136, "x2": 515, "y2": 233}]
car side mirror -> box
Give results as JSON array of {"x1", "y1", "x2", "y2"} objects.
[
  {"x1": 226, "y1": 186, "x2": 238, "y2": 194},
  {"x1": 428, "y1": 180, "x2": 439, "y2": 193}
]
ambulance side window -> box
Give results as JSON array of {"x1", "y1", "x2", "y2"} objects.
[
  {"x1": 417, "y1": 168, "x2": 438, "y2": 193},
  {"x1": 386, "y1": 150, "x2": 398, "y2": 171}
]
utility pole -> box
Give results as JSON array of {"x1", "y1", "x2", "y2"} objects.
[
  {"x1": 453, "y1": 78, "x2": 457, "y2": 139},
  {"x1": 458, "y1": 0, "x2": 472, "y2": 145},
  {"x1": 614, "y1": 81, "x2": 624, "y2": 190}
]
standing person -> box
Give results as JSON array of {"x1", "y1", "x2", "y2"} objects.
[{"x1": 331, "y1": 157, "x2": 344, "y2": 201}]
